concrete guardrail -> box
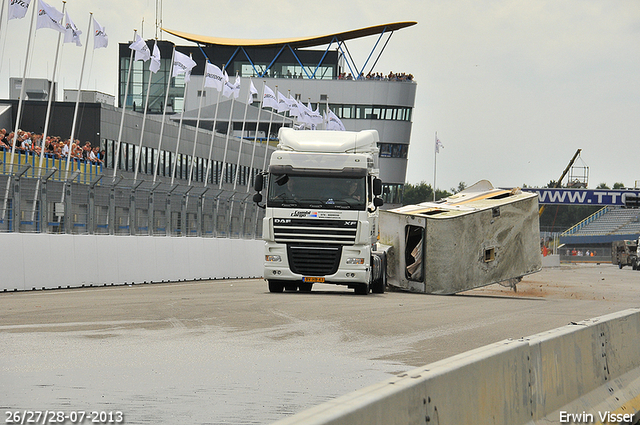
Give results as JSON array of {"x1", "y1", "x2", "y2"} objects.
[
  {"x1": 273, "y1": 308, "x2": 640, "y2": 425},
  {"x1": 1, "y1": 233, "x2": 264, "y2": 291}
]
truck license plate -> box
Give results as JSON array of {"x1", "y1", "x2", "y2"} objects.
[{"x1": 303, "y1": 276, "x2": 325, "y2": 283}]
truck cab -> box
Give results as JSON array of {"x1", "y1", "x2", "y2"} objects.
[{"x1": 253, "y1": 128, "x2": 386, "y2": 295}]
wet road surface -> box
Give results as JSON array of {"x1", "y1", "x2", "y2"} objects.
[{"x1": 2, "y1": 263, "x2": 640, "y2": 424}]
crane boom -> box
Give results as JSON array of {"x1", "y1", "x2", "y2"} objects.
[{"x1": 539, "y1": 149, "x2": 582, "y2": 216}]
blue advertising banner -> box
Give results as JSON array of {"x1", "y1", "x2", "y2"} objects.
[{"x1": 520, "y1": 188, "x2": 640, "y2": 206}]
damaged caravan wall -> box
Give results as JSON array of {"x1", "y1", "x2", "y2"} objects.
[{"x1": 380, "y1": 180, "x2": 542, "y2": 294}]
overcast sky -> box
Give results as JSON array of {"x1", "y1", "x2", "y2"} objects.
[{"x1": 1, "y1": 0, "x2": 638, "y2": 191}]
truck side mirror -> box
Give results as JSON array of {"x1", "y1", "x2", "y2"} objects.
[
  {"x1": 253, "y1": 193, "x2": 263, "y2": 204},
  {"x1": 374, "y1": 197, "x2": 384, "y2": 207},
  {"x1": 254, "y1": 174, "x2": 264, "y2": 192},
  {"x1": 373, "y1": 178, "x2": 383, "y2": 196}
]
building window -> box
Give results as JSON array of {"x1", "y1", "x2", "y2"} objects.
[
  {"x1": 379, "y1": 143, "x2": 408, "y2": 158},
  {"x1": 327, "y1": 104, "x2": 412, "y2": 122}
]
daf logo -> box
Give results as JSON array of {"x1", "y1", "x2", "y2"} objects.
[{"x1": 274, "y1": 218, "x2": 292, "y2": 224}]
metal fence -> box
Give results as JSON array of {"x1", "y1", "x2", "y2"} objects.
[
  {"x1": 558, "y1": 246, "x2": 611, "y2": 264},
  {"x1": 0, "y1": 166, "x2": 264, "y2": 239}
]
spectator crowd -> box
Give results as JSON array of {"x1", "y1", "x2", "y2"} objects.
[
  {"x1": 0, "y1": 128, "x2": 104, "y2": 164},
  {"x1": 338, "y1": 71, "x2": 414, "y2": 81}
]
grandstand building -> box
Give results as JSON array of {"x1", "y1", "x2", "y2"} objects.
[
  {"x1": 559, "y1": 206, "x2": 640, "y2": 262},
  {"x1": 116, "y1": 22, "x2": 417, "y2": 206}
]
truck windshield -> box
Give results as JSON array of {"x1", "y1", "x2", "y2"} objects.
[{"x1": 267, "y1": 174, "x2": 367, "y2": 210}]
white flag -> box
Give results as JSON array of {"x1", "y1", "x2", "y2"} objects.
[
  {"x1": 276, "y1": 91, "x2": 289, "y2": 113},
  {"x1": 297, "y1": 100, "x2": 312, "y2": 125},
  {"x1": 307, "y1": 102, "x2": 323, "y2": 125},
  {"x1": 222, "y1": 71, "x2": 234, "y2": 98},
  {"x1": 327, "y1": 109, "x2": 346, "y2": 131},
  {"x1": 173, "y1": 51, "x2": 197, "y2": 82},
  {"x1": 8, "y1": 0, "x2": 31, "y2": 20},
  {"x1": 287, "y1": 96, "x2": 300, "y2": 117},
  {"x1": 232, "y1": 75, "x2": 241, "y2": 99},
  {"x1": 93, "y1": 17, "x2": 108, "y2": 49},
  {"x1": 129, "y1": 34, "x2": 151, "y2": 62},
  {"x1": 223, "y1": 73, "x2": 240, "y2": 99},
  {"x1": 204, "y1": 62, "x2": 225, "y2": 91},
  {"x1": 149, "y1": 42, "x2": 161, "y2": 73},
  {"x1": 36, "y1": 0, "x2": 64, "y2": 33},
  {"x1": 262, "y1": 85, "x2": 278, "y2": 110},
  {"x1": 435, "y1": 136, "x2": 444, "y2": 153},
  {"x1": 64, "y1": 11, "x2": 82, "y2": 46},
  {"x1": 247, "y1": 80, "x2": 258, "y2": 104}
]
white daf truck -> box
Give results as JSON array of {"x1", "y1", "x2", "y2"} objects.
[{"x1": 253, "y1": 127, "x2": 387, "y2": 295}]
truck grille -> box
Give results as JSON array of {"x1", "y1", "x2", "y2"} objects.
[
  {"x1": 287, "y1": 244, "x2": 342, "y2": 276},
  {"x1": 273, "y1": 218, "x2": 357, "y2": 245}
]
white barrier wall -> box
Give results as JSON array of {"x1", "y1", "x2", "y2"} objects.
[
  {"x1": 1, "y1": 233, "x2": 264, "y2": 291},
  {"x1": 273, "y1": 308, "x2": 640, "y2": 425}
]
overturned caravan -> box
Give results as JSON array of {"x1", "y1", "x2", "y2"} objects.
[{"x1": 379, "y1": 180, "x2": 542, "y2": 294}]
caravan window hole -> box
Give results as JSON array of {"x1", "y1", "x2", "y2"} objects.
[
  {"x1": 484, "y1": 247, "x2": 495, "y2": 263},
  {"x1": 405, "y1": 225, "x2": 424, "y2": 281}
]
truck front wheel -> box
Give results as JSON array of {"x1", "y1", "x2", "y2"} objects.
[
  {"x1": 268, "y1": 280, "x2": 285, "y2": 293},
  {"x1": 370, "y1": 254, "x2": 386, "y2": 294}
]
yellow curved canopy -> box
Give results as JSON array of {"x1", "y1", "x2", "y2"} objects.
[{"x1": 161, "y1": 22, "x2": 417, "y2": 49}]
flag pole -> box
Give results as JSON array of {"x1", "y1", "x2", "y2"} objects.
[
  {"x1": 31, "y1": 1, "x2": 67, "y2": 221},
  {"x1": 0, "y1": 0, "x2": 7, "y2": 71},
  {"x1": 170, "y1": 55, "x2": 193, "y2": 186},
  {"x1": 0, "y1": 0, "x2": 5, "y2": 33},
  {"x1": 245, "y1": 80, "x2": 265, "y2": 193},
  {"x1": 325, "y1": 95, "x2": 330, "y2": 130},
  {"x1": 279, "y1": 89, "x2": 287, "y2": 130},
  {"x1": 2, "y1": 0, "x2": 38, "y2": 221},
  {"x1": 38, "y1": 1, "x2": 66, "y2": 172},
  {"x1": 261, "y1": 85, "x2": 276, "y2": 173},
  {"x1": 65, "y1": 13, "x2": 93, "y2": 180},
  {"x1": 219, "y1": 73, "x2": 238, "y2": 190},
  {"x1": 134, "y1": 39, "x2": 157, "y2": 182},
  {"x1": 8, "y1": 0, "x2": 38, "y2": 167},
  {"x1": 152, "y1": 45, "x2": 175, "y2": 183},
  {"x1": 261, "y1": 105, "x2": 274, "y2": 173},
  {"x1": 186, "y1": 59, "x2": 209, "y2": 187},
  {"x1": 433, "y1": 131, "x2": 437, "y2": 202},
  {"x1": 286, "y1": 89, "x2": 292, "y2": 128},
  {"x1": 112, "y1": 29, "x2": 137, "y2": 181},
  {"x1": 233, "y1": 81, "x2": 252, "y2": 190},
  {"x1": 203, "y1": 65, "x2": 225, "y2": 188}
]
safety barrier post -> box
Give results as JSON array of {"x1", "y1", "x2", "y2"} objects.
[
  {"x1": 130, "y1": 179, "x2": 144, "y2": 236},
  {"x1": 197, "y1": 187, "x2": 209, "y2": 238},
  {"x1": 14, "y1": 165, "x2": 33, "y2": 232},
  {"x1": 227, "y1": 193, "x2": 236, "y2": 238},
  {"x1": 166, "y1": 184, "x2": 178, "y2": 236},
  {"x1": 148, "y1": 181, "x2": 161, "y2": 236},
  {"x1": 40, "y1": 168, "x2": 58, "y2": 234},
  {"x1": 181, "y1": 186, "x2": 194, "y2": 237},
  {"x1": 63, "y1": 169, "x2": 80, "y2": 234},
  {"x1": 88, "y1": 174, "x2": 104, "y2": 235},
  {"x1": 109, "y1": 176, "x2": 124, "y2": 236}
]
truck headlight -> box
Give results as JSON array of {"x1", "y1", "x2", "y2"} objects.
[
  {"x1": 265, "y1": 255, "x2": 282, "y2": 262},
  {"x1": 346, "y1": 257, "x2": 365, "y2": 265}
]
